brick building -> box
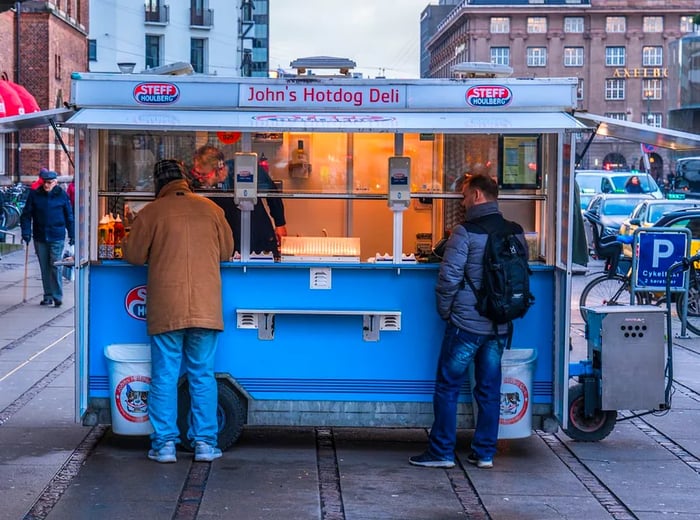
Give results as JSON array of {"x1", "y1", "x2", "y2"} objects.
[
  {"x1": 424, "y1": 0, "x2": 700, "y2": 179},
  {"x1": 0, "y1": 1, "x2": 87, "y2": 183}
]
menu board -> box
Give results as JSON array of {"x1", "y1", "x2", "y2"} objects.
[{"x1": 499, "y1": 135, "x2": 541, "y2": 189}]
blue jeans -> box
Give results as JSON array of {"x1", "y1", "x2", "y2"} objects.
[
  {"x1": 34, "y1": 240, "x2": 64, "y2": 302},
  {"x1": 427, "y1": 322, "x2": 505, "y2": 461},
  {"x1": 149, "y1": 328, "x2": 219, "y2": 450}
]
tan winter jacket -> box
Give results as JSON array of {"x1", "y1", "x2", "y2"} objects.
[{"x1": 123, "y1": 179, "x2": 234, "y2": 335}]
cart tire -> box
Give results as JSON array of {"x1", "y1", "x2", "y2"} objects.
[
  {"x1": 563, "y1": 384, "x2": 616, "y2": 442},
  {"x1": 177, "y1": 379, "x2": 246, "y2": 452}
]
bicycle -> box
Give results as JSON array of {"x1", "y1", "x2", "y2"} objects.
[
  {"x1": 579, "y1": 219, "x2": 662, "y2": 323},
  {"x1": 680, "y1": 266, "x2": 700, "y2": 335},
  {"x1": 0, "y1": 183, "x2": 29, "y2": 231}
]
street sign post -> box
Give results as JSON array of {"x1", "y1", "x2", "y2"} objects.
[{"x1": 632, "y1": 227, "x2": 691, "y2": 292}]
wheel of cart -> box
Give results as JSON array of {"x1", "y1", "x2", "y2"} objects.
[{"x1": 176, "y1": 378, "x2": 247, "y2": 451}]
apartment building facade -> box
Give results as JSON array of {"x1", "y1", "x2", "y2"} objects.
[
  {"x1": 88, "y1": 0, "x2": 269, "y2": 77},
  {"x1": 424, "y1": 0, "x2": 700, "y2": 178}
]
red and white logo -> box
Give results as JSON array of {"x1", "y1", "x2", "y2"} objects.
[
  {"x1": 466, "y1": 85, "x2": 512, "y2": 107},
  {"x1": 114, "y1": 374, "x2": 151, "y2": 422},
  {"x1": 125, "y1": 285, "x2": 147, "y2": 321},
  {"x1": 133, "y1": 82, "x2": 180, "y2": 104},
  {"x1": 499, "y1": 377, "x2": 529, "y2": 425}
]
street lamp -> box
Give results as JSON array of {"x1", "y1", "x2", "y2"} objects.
[{"x1": 643, "y1": 89, "x2": 654, "y2": 126}]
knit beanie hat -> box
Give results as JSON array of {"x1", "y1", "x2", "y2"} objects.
[{"x1": 153, "y1": 159, "x2": 184, "y2": 195}]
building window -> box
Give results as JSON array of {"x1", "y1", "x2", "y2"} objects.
[
  {"x1": 577, "y1": 78, "x2": 584, "y2": 101},
  {"x1": 88, "y1": 39, "x2": 97, "y2": 61},
  {"x1": 646, "y1": 113, "x2": 662, "y2": 127},
  {"x1": 680, "y1": 16, "x2": 698, "y2": 33},
  {"x1": 527, "y1": 17, "x2": 547, "y2": 34},
  {"x1": 490, "y1": 17, "x2": 510, "y2": 33},
  {"x1": 606, "y1": 16, "x2": 626, "y2": 33},
  {"x1": 643, "y1": 16, "x2": 663, "y2": 33},
  {"x1": 643, "y1": 78, "x2": 663, "y2": 100},
  {"x1": 145, "y1": 35, "x2": 162, "y2": 69},
  {"x1": 605, "y1": 46, "x2": 626, "y2": 66},
  {"x1": 605, "y1": 79, "x2": 625, "y2": 100},
  {"x1": 527, "y1": 47, "x2": 547, "y2": 67},
  {"x1": 564, "y1": 47, "x2": 584, "y2": 67},
  {"x1": 253, "y1": 0, "x2": 267, "y2": 15},
  {"x1": 54, "y1": 54, "x2": 61, "y2": 80},
  {"x1": 604, "y1": 112, "x2": 628, "y2": 121},
  {"x1": 191, "y1": 38, "x2": 206, "y2": 73},
  {"x1": 564, "y1": 17, "x2": 584, "y2": 33},
  {"x1": 490, "y1": 47, "x2": 510, "y2": 66},
  {"x1": 642, "y1": 46, "x2": 663, "y2": 67}
]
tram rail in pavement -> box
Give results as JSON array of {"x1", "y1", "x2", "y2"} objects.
[{"x1": 2, "y1": 248, "x2": 700, "y2": 519}]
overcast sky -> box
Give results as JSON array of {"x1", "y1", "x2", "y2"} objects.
[{"x1": 269, "y1": 1, "x2": 431, "y2": 78}]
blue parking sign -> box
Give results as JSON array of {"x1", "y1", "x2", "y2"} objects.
[{"x1": 634, "y1": 230, "x2": 689, "y2": 290}]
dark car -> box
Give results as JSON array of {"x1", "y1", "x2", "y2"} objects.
[
  {"x1": 654, "y1": 206, "x2": 700, "y2": 243},
  {"x1": 583, "y1": 193, "x2": 653, "y2": 254}
]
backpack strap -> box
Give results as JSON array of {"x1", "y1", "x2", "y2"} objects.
[{"x1": 460, "y1": 219, "x2": 512, "y2": 347}]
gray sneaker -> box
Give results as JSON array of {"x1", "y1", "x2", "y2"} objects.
[
  {"x1": 194, "y1": 441, "x2": 222, "y2": 462},
  {"x1": 148, "y1": 441, "x2": 177, "y2": 463}
]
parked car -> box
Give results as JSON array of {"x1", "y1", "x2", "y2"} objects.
[
  {"x1": 576, "y1": 170, "x2": 663, "y2": 210},
  {"x1": 583, "y1": 193, "x2": 653, "y2": 255},
  {"x1": 618, "y1": 198, "x2": 700, "y2": 256},
  {"x1": 669, "y1": 157, "x2": 700, "y2": 196}
]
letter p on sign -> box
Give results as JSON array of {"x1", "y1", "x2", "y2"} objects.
[{"x1": 652, "y1": 239, "x2": 674, "y2": 268}]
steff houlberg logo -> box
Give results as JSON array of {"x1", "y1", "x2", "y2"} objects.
[
  {"x1": 133, "y1": 82, "x2": 180, "y2": 105},
  {"x1": 125, "y1": 285, "x2": 147, "y2": 320},
  {"x1": 465, "y1": 86, "x2": 512, "y2": 107}
]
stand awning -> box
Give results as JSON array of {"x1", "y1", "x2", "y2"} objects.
[
  {"x1": 575, "y1": 112, "x2": 700, "y2": 151},
  {"x1": 66, "y1": 108, "x2": 586, "y2": 133},
  {"x1": 0, "y1": 108, "x2": 73, "y2": 133}
]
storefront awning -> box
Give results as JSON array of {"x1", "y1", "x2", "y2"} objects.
[
  {"x1": 575, "y1": 112, "x2": 700, "y2": 151},
  {"x1": 0, "y1": 107, "x2": 74, "y2": 133},
  {"x1": 66, "y1": 108, "x2": 586, "y2": 133}
]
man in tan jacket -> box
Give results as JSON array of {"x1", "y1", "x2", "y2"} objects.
[{"x1": 124, "y1": 159, "x2": 234, "y2": 463}]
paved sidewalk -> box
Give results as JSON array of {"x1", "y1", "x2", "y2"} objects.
[{"x1": 3, "y1": 248, "x2": 700, "y2": 518}]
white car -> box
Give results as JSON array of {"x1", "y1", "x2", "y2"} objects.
[{"x1": 576, "y1": 170, "x2": 663, "y2": 210}]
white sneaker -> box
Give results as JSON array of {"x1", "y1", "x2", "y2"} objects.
[
  {"x1": 194, "y1": 441, "x2": 222, "y2": 462},
  {"x1": 148, "y1": 441, "x2": 177, "y2": 463}
]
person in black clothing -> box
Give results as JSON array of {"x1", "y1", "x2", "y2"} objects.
[
  {"x1": 190, "y1": 145, "x2": 287, "y2": 258},
  {"x1": 624, "y1": 175, "x2": 644, "y2": 194},
  {"x1": 20, "y1": 170, "x2": 74, "y2": 307}
]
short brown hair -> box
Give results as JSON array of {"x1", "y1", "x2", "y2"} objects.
[
  {"x1": 464, "y1": 173, "x2": 498, "y2": 200},
  {"x1": 193, "y1": 145, "x2": 225, "y2": 171}
]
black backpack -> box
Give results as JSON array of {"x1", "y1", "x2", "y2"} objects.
[{"x1": 464, "y1": 221, "x2": 535, "y2": 343}]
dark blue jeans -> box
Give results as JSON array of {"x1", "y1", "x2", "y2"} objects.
[{"x1": 427, "y1": 322, "x2": 505, "y2": 461}]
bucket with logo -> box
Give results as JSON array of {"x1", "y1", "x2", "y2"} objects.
[{"x1": 104, "y1": 344, "x2": 154, "y2": 435}]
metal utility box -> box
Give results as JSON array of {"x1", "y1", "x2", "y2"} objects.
[{"x1": 586, "y1": 305, "x2": 666, "y2": 411}]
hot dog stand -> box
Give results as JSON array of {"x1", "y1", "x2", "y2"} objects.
[{"x1": 60, "y1": 71, "x2": 585, "y2": 447}]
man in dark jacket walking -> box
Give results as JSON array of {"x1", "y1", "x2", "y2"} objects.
[
  {"x1": 410, "y1": 174, "x2": 526, "y2": 470},
  {"x1": 20, "y1": 170, "x2": 74, "y2": 307}
]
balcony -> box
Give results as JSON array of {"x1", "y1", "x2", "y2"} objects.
[
  {"x1": 190, "y1": 8, "x2": 213, "y2": 28},
  {"x1": 145, "y1": 4, "x2": 169, "y2": 25}
]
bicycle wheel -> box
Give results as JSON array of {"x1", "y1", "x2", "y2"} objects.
[
  {"x1": 579, "y1": 273, "x2": 632, "y2": 323},
  {"x1": 678, "y1": 271, "x2": 700, "y2": 336},
  {"x1": 3, "y1": 204, "x2": 20, "y2": 230}
]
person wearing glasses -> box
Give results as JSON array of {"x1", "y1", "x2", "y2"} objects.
[
  {"x1": 191, "y1": 145, "x2": 287, "y2": 259},
  {"x1": 20, "y1": 169, "x2": 74, "y2": 307}
]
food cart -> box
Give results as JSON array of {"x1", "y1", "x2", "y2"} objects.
[{"x1": 57, "y1": 71, "x2": 587, "y2": 447}]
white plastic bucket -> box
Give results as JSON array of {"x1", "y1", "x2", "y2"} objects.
[
  {"x1": 104, "y1": 344, "x2": 154, "y2": 436},
  {"x1": 471, "y1": 348, "x2": 538, "y2": 439}
]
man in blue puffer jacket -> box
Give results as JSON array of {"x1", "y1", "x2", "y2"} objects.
[
  {"x1": 410, "y1": 173, "x2": 526, "y2": 470},
  {"x1": 20, "y1": 170, "x2": 74, "y2": 307}
]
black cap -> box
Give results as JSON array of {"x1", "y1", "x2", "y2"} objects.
[{"x1": 153, "y1": 159, "x2": 184, "y2": 195}]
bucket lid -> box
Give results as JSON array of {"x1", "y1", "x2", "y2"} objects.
[
  {"x1": 104, "y1": 343, "x2": 151, "y2": 362},
  {"x1": 501, "y1": 348, "x2": 537, "y2": 366}
]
